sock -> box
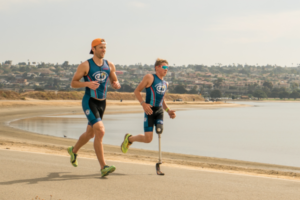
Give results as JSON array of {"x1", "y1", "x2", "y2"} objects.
[{"x1": 128, "y1": 136, "x2": 132, "y2": 144}]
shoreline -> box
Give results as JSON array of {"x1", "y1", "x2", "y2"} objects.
[
  {"x1": 228, "y1": 99, "x2": 300, "y2": 103},
  {"x1": 1, "y1": 101, "x2": 300, "y2": 181}
]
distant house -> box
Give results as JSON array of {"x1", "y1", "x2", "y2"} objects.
[
  {"x1": 59, "y1": 78, "x2": 69, "y2": 81},
  {"x1": 241, "y1": 96, "x2": 249, "y2": 99},
  {"x1": 39, "y1": 69, "x2": 56, "y2": 76},
  {"x1": 14, "y1": 78, "x2": 28, "y2": 86},
  {"x1": 15, "y1": 78, "x2": 27, "y2": 83},
  {"x1": 116, "y1": 71, "x2": 124, "y2": 75},
  {"x1": 18, "y1": 62, "x2": 27, "y2": 66}
]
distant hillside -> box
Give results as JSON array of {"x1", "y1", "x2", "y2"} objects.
[{"x1": 0, "y1": 90, "x2": 204, "y2": 101}]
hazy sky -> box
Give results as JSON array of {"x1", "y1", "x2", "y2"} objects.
[{"x1": 1, "y1": 0, "x2": 300, "y2": 66}]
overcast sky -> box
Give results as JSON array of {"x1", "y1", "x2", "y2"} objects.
[{"x1": 1, "y1": 0, "x2": 300, "y2": 66}]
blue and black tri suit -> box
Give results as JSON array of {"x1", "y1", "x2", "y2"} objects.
[
  {"x1": 82, "y1": 58, "x2": 110, "y2": 126},
  {"x1": 144, "y1": 74, "x2": 168, "y2": 132}
]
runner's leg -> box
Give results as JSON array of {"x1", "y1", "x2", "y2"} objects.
[
  {"x1": 93, "y1": 121, "x2": 106, "y2": 169},
  {"x1": 81, "y1": 95, "x2": 105, "y2": 168},
  {"x1": 72, "y1": 125, "x2": 94, "y2": 154},
  {"x1": 128, "y1": 111, "x2": 154, "y2": 143},
  {"x1": 129, "y1": 132, "x2": 153, "y2": 143}
]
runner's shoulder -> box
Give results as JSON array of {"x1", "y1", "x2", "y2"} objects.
[
  {"x1": 77, "y1": 61, "x2": 89, "y2": 74},
  {"x1": 79, "y1": 60, "x2": 89, "y2": 68},
  {"x1": 144, "y1": 73, "x2": 154, "y2": 79},
  {"x1": 106, "y1": 59, "x2": 112, "y2": 65},
  {"x1": 143, "y1": 74, "x2": 154, "y2": 84},
  {"x1": 106, "y1": 60, "x2": 116, "y2": 70}
]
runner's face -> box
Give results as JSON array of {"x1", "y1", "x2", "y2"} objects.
[
  {"x1": 94, "y1": 44, "x2": 106, "y2": 59},
  {"x1": 156, "y1": 62, "x2": 168, "y2": 77}
]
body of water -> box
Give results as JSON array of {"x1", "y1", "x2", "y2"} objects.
[{"x1": 9, "y1": 102, "x2": 300, "y2": 167}]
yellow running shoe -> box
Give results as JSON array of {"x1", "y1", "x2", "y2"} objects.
[
  {"x1": 67, "y1": 146, "x2": 78, "y2": 167},
  {"x1": 121, "y1": 133, "x2": 132, "y2": 153},
  {"x1": 101, "y1": 165, "x2": 116, "y2": 177}
]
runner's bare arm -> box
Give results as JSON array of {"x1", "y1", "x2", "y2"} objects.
[
  {"x1": 108, "y1": 61, "x2": 121, "y2": 89},
  {"x1": 135, "y1": 74, "x2": 154, "y2": 115},
  {"x1": 71, "y1": 61, "x2": 99, "y2": 90},
  {"x1": 162, "y1": 99, "x2": 176, "y2": 119},
  {"x1": 162, "y1": 82, "x2": 169, "y2": 110},
  {"x1": 134, "y1": 74, "x2": 153, "y2": 103},
  {"x1": 162, "y1": 83, "x2": 176, "y2": 119}
]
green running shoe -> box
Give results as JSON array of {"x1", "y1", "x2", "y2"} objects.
[
  {"x1": 101, "y1": 165, "x2": 116, "y2": 177},
  {"x1": 121, "y1": 133, "x2": 132, "y2": 153},
  {"x1": 67, "y1": 146, "x2": 78, "y2": 167}
]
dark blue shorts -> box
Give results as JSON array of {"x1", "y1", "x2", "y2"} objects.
[
  {"x1": 82, "y1": 95, "x2": 106, "y2": 126},
  {"x1": 144, "y1": 107, "x2": 164, "y2": 132}
]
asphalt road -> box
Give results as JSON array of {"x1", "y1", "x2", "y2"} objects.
[{"x1": 1, "y1": 149, "x2": 300, "y2": 200}]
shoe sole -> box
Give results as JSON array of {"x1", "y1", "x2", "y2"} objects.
[
  {"x1": 101, "y1": 172, "x2": 109, "y2": 177},
  {"x1": 120, "y1": 133, "x2": 130, "y2": 153}
]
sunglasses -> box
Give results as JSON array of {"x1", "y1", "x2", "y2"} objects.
[{"x1": 159, "y1": 65, "x2": 169, "y2": 70}]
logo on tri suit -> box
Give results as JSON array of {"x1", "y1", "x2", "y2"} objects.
[
  {"x1": 85, "y1": 109, "x2": 90, "y2": 115},
  {"x1": 157, "y1": 120, "x2": 163, "y2": 124},
  {"x1": 155, "y1": 83, "x2": 167, "y2": 95},
  {"x1": 93, "y1": 71, "x2": 108, "y2": 83}
]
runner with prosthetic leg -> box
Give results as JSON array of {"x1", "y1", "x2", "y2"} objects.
[{"x1": 121, "y1": 58, "x2": 176, "y2": 173}]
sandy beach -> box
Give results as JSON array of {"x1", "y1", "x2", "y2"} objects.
[{"x1": 1, "y1": 100, "x2": 300, "y2": 181}]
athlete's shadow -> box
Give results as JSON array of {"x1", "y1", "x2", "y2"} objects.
[
  {"x1": 100, "y1": 173, "x2": 127, "y2": 179},
  {"x1": 0, "y1": 172, "x2": 126, "y2": 185}
]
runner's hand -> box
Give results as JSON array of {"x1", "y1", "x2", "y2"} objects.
[
  {"x1": 142, "y1": 103, "x2": 153, "y2": 115},
  {"x1": 86, "y1": 81, "x2": 100, "y2": 90},
  {"x1": 168, "y1": 110, "x2": 176, "y2": 119},
  {"x1": 112, "y1": 81, "x2": 121, "y2": 89}
]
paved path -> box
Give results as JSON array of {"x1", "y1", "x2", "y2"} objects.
[{"x1": 1, "y1": 149, "x2": 300, "y2": 200}]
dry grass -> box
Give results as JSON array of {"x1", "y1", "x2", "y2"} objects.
[
  {"x1": 0, "y1": 90, "x2": 22, "y2": 100},
  {"x1": 20, "y1": 91, "x2": 84, "y2": 100},
  {"x1": 0, "y1": 90, "x2": 204, "y2": 101}
]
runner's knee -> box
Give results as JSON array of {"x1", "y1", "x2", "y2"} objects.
[
  {"x1": 144, "y1": 135, "x2": 153, "y2": 143},
  {"x1": 94, "y1": 127, "x2": 105, "y2": 138},
  {"x1": 86, "y1": 130, "x2": 95, "y2": 139}
]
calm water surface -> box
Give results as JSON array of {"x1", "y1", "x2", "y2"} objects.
[{"x1": 9, "y1": 102, "x2": 300, "y2": 167}]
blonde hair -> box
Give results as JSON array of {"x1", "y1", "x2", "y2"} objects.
[{"x1": 154, "y1": 58, "x2": 168, "y2": 67}]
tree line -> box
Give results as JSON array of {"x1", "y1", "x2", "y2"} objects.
[{"x1": 209, "y1": 81, "x2": 300, "y2": 99}]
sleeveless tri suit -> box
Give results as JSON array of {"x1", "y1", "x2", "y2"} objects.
[
  {"x1": 82, "y1": 58, "x2": 110, "y2": 125},
  {"x1": 144, "y1": 74, "x2": 168, "y2": 132}
]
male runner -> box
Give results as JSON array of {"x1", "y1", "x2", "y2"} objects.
[
  {"x1": 121, "y1": 58, "x2": 176, "y2": 153},
  {"x1": 68, "y1": 38, "x2": 121, "y2": 177}
]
